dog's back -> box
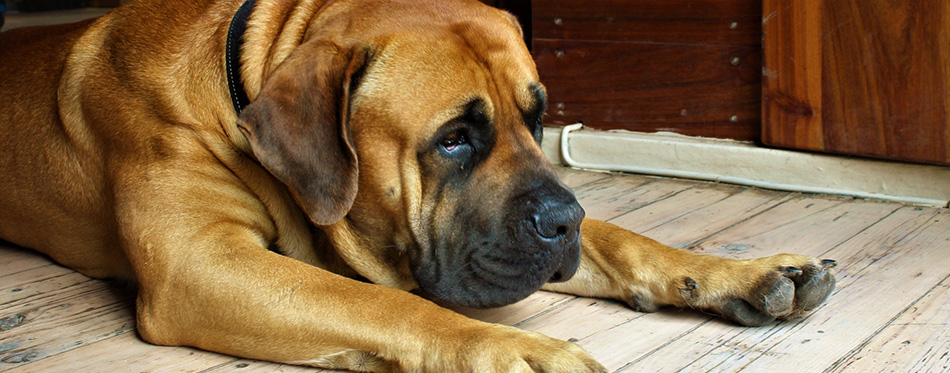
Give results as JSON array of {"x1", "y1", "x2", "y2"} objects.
[{"x1": 0, "y1": 19, "x2": 131, "y2": 278}]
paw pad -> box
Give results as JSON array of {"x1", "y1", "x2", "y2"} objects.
[
  {"x1": 719, "y1": 258, "x2": 837, "y2": 326},
  {"x1": 790, "y1": 264, "x2": 836, "y2": 313},
  {"x1": 750, "y1": 275, "x2": 795, "y2": 317},
  {"x1": 720, "y1": 299, "x2": 775, "y2": 326}
]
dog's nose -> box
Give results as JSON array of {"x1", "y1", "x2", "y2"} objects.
[
  {"x1": 532, "y1": 195, "x2": 584, "y2": 284},
  {"x1": 531, "y1": 197, "x2": 584, "y2": 242}
]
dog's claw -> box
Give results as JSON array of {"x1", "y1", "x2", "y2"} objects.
[
  {"x1": 821, "y1": 259, "x2": 838, "y2": 269},
  {"x1": 684, "y1": 277, "x2": 698, "y2": 290},
  {"x1": 781, "y1": 266, "x2": 803, "y2": 276}
]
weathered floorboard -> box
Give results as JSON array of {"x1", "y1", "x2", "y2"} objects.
[
  {"x1": 832, "y1": 275, "x2": 950, "y2": 372},
  {"x1": 682, "y1": 208, "x2": 949, "y2": 372}
]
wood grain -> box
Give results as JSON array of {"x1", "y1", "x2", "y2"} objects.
[
  {"x1": 535, "y1": 39, "x2": 762, "y2": 141},
  {"x1": 8, "y1": 333, "x2": 238, "y2": 372},
  {"x1": 553, "y1": 167, "x2": 612, "y2": 190},
  {"x1": 761, "y1": 0, "x2": 824, "y2": 151},
  {"x1": 821, "y1": 0, "x2": 950, "y2": 165},
  {"x1": 201, "y1": 359, "x2": 317, "y2": 373},
  {"x1": 606, "y1": 185, "x2": 788, "y2": 244},
  {"x1": 0, "y1": 245, "x2": 51, "y2": 279},
  {"x1": 831, "y1": 276, "x2": 950, "y2": 372},
  {"x1": 706, "y1": 208, "x2": 950, "y2": 372},
  {"x1": 456, "y1": 291, "x2": 576, "y2": 326},
  {"x1": 532, "y1": 0, "x2": 761, "y2": 46},
  {"x1": 0, "y1": 275, "x2": 135, "y2": 366},
  {"x1": 570, "y1": 175, "x2": 695, "y2": 221},
  {"x1": 696, "y1": 197, "x2": 902, "y2": 259},
  {"x1": 763, "y1": 0, "x2": 950, "y2": 165}
]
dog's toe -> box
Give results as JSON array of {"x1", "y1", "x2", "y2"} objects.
[
  {"x1": 709, "y1": 255, "x2": 837, "y2": 326},
  {"x1": 789, "y1": 260, "x2": 837, "y2": 314}
]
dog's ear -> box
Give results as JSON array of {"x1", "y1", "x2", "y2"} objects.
[{"x1": 238, "y1": 42, "x2": 370, "y2": 225}]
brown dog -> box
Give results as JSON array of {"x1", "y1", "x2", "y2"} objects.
[{"x1": 0, "y1": 0, "x2": 837, "y2": 371}]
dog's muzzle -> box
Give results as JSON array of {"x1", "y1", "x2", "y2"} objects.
[{"x1": 413, "y1": 175, "x2": 585, "y2": 309}]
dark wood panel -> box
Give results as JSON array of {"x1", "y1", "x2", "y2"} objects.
[
  {"x1": 763, "y1": 0, "x2": 950, "y2": 165},
  {"x1": 821, "y1": 0, "x2": 949, "y2": 165},
  {"x1": 535, "y1": 39, "x2": 761, "y2": 141},
  {"x1": 761, "y1": 0, "x2": 823, "y2": 151},
  {"x1": 533, "y1": 0, "x2": 762, "y2": 46}
]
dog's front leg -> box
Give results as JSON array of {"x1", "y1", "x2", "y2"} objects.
[
  {"x1": 115, "y1": 161, "x2": 603, "y2": 372},
  {"x1": 130, "y1": 235, "x2": 609, "y2": 372},
  {"x1": 544, "y1": 219, "x2": 837, "y2": 326}
]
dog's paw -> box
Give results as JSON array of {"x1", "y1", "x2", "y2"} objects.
[
  {"x1": 451, "y1": 325, "x2": 606, "y2": 372},
  {"x1": 691, "y1": 254, "x2": 837, "y2": 326}
]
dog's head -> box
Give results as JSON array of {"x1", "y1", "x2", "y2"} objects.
[{"x1": 237, "y1": 0, "x2": 583, "y2": 308}]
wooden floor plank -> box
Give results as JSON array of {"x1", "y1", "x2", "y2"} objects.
[
  {"x1": 0, "y1": 245, "x2": 53, "y2": 279},
  {"x1": 571, "y1": 175, "x2": 698, "y2": 221},
  {"x1": 832, "y1": 275, "x2": 950, "y2": 372},
  {"x1": 587, "y1": 313, "x2": 721, "y2": 371},
  {"x1": 514, "y1": 297, "x2": 646, "y2": 341},
  {"x1": 555, "y1": 167, "x2": 613, "y2": 189},
  {"x1": 0, "y1": 267, "x2": 134, "y2": 369},
  {"x1": 200, "y1": 359, "x2": 327, "y2": 372},
  {"x1": 605, "y1": 183, "x2": 752, "y2": 233},
  {"x1": 612, "y1": 186, "x2": 791, "y2": 247},
  {"x1": 1, "y1": 266, "x2": 91, "y2": 308},
  {"x1": 693, "y1": 195, "x2": 902, "y2": 259},
  {"x1": 455, "y1": 290, "x2": 576, "y2": 326},
  {"x1": 677, "y1": 207, "x2": 950, "y2": 372},
  {"x1": 5, "y1": 332, "x2": 237, "y2": 373}
]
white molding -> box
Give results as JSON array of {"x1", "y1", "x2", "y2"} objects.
[{"x1": 542, "y1": 125, "x2": 950, "y2": 207}]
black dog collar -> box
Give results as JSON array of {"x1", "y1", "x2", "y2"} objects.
[{"x1": 226, "y1": 0, "x2": 256, "y2": 114}]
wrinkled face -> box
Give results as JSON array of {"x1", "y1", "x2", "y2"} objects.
[{"x1": 340, "y1": 6, "x2": 585, "y2": 308}]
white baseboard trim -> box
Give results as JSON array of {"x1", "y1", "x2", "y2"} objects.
[{"x1": 542, "y1": 125, "x2": 950, "y2": 208}]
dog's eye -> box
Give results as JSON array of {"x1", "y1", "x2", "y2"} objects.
[{"x1": 440, "y1": 132, "x2": 469, "y2": 152}]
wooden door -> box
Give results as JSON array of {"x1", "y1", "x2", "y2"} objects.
[{"x1": 763, "y1": 0, "x2": 950, "y2": 165}]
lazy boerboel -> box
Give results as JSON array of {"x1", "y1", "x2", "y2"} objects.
[{"x1": 0, "y1": 0, "x2": 837, "y2": 371}]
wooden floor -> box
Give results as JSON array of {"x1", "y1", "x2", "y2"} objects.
[{"x1": 2, "y1": 167, "x2": 949, "y2": 372}]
